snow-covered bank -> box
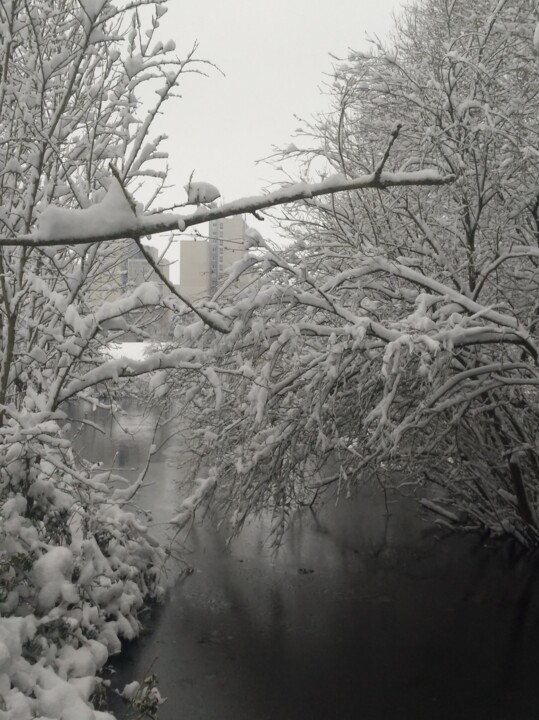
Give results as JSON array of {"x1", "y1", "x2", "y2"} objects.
[
  {"x1": 0, "y1": 398, "x2": 169, "y2": 719},
  {"x1": 0, "y1": 613, "x2": 114, "y2": 720},
  {"x1": 0, "y1": 503, "x2": 165, "y2": 719}
]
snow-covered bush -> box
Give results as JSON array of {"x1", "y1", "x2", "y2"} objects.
[{"x1": 0, "y1": 0, "x2": 189, "y2": 716}]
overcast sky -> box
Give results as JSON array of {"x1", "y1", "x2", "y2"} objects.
[{"x1": 150, "y1": 0, "x2": 404, "y2": 275}]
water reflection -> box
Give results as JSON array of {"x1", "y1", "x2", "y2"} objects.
[{"x1": 70, "y1": 403, "x2": 539, "y2": 720}]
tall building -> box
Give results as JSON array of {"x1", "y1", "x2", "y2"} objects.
[
  {"x1": 208, "y1": 216, "x2": 247, "y2": 295},
  {"x1": 178, "y1": 237, "x2": 210, "y2": 301},
  {"x1": 179, "y1": 217, "x2": 247, "y2": 299}
]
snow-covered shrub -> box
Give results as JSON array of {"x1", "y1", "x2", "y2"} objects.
[{"x1": 0, "y1": 0, "x2": 191, "y2": 716}]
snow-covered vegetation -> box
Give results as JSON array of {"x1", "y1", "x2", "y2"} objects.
[
  {"x1": 0, "y1": 1, "x2": 192, "y2": 717},
  {"x1": 165, "y1": 0, "x2": 539, "y2": 547},
  {"x1": 0, "y1": 0, "x2": 452, "y2": 717},
  {"x1": 2, "y1": 0, "x2": 535, "y2": 716}
]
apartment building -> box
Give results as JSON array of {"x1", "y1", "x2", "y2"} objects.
[
  {"x1": 179, "y1": 216, "x2": 247, "y2": 300},
  {"x1": 208, "y1": 215, "x2": 247, "y2": 295},
  {"x1": 178, "y1": 237, "x2": 210, "y2": 301}
]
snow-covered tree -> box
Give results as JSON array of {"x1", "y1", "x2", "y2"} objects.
[
  {"x1": 0, "y1": 1, "x2": 197, "y2": 717},
  {"x1": 0, "y1": 1, "x2": 454, "y2": 717},
  {"x1": 165, "y1": 0, "x2": 539, "y2": 548}
]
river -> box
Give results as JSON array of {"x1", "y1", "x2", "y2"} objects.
[{"x1": 73, "y1": 402, "x2": 539, "y2": 720}]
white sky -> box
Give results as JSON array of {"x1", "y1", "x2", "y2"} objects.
[{"x1": 149, "y1": 0, "x2": 404, "y2": 277}]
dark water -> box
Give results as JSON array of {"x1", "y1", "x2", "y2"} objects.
[{"x1": 73, "y1": 404, "x2": 539, "y2": 720}]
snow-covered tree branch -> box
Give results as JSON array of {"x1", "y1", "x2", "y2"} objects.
[{"x1": 0, "y1": 168, "x2": 455, "y2": 248}]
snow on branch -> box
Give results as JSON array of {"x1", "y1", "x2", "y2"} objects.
[
  {"x1": 3, "y1": 169, "x2": 455, "y2": 248},
  {"x1": 57, "y1": 347, "x2": 206, "y2": 402},
  {"x1": 38, "y1": 177, "x2": 136, "y2": 242},
  {"x1": 323, "y1": 256, "x2": 528, "y2": 332},
  {"x1": 132, "y1": 236, "x2": 230, "y2": 333}
]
